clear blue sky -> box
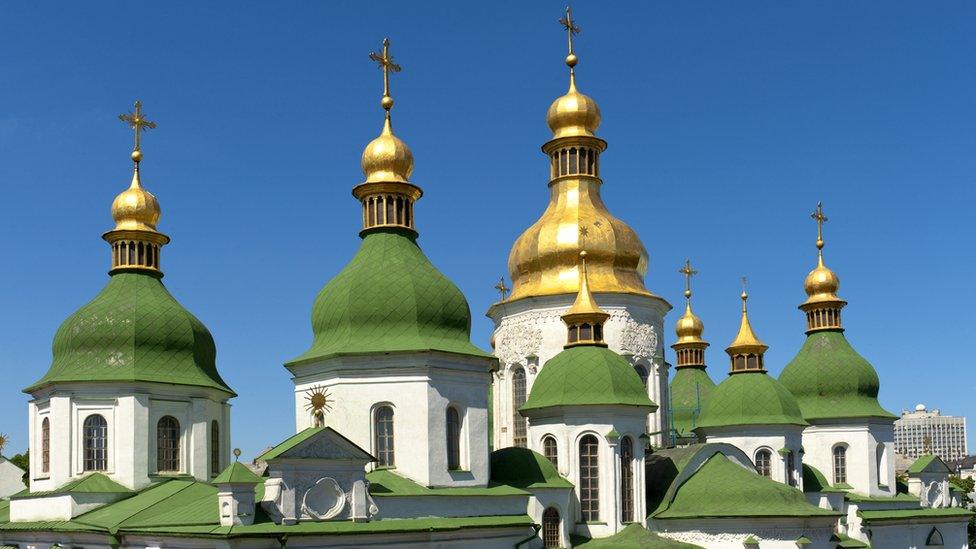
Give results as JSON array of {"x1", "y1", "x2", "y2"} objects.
[{"x1": 1, "y1": 2, "x2": 974, "y2": 459}]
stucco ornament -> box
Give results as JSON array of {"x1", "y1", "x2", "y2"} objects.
[
  {"x1": 617, "y1": 314, "x2": 658, "y2": 360},
  {"x1": 302, "y1": 477, "x2": 346, "y2": 520},
  {"x1": 494, "y1": 313, "x2": 546, "y2": 366},
  {"x1": 921, "y1": 480, "x2": 950, "y2": 508}
]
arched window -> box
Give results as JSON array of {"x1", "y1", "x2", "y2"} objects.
[
  {"x1": 787, "y1": 451, "x2": 796, "y2": 486},
  {"x1": 375, "y1": 406, "x2": 395, "y2": 467},
  {"x1": 157, "y1": 416, "x2": 181, "y2": 472},
  {"x1": 446, "y1": 407, "x2": 461, "y2": 470},
  {"x1": 579, "y1": 434, "x2": 600, "y2": 522},
  {"x1": 543, "y1": 436, "x2": 558, "y2": 467},
  {"x1": 833, "y1": 445, "x2": 847, "y2": 484},
  {"x1": 83, "y1": 414, "x2": 108, "y2": 472},
  {"x1": 876, "y1": 443, "x2": 886, "y2": 486},
  {"x1": 210, "y1": 420, "x2": 220, "y2": 477},
  {"x1": 512, "y1": 367, "x2": 527, "y2": 447},
  {"x1": 754, "y1": 449, "x2": 772, "y2": 478},
  {"x1": 620, "y1": 436, "x2": 634, "y2": 523},
  {"x1": 41, "y1": 417, "x2": 50, "y2": 474},
  {"x1": 634, "y1": 365, "x2": 649, "y2": 389},
  {"x1": 542, "y1": 507, "x2": 561, "y2": 548}
]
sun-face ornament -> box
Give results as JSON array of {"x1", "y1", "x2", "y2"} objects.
[{"x1": 304, "y1": 386, "x2": 334, "y2": 426}]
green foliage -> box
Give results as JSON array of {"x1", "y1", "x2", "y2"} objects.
[
  {"x1": 950, "y1": 475, "x2": 975, "y2": 506},
  {"x1": 9, "y1": 450, "x2": 29, "y2": 482}
]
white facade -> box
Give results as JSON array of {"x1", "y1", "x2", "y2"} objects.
[
  {"x1": 801, "y1": 418, "x2": 896, "y2": 497},
  {"x1": 0, "y1": 457, "x2": 26, "y2": 499},
  {"x1": 288, "y1": 351, "x2": 493, "y2": 488},
  {"x1": 895, "y1": 404, "x2": 968, "y2": 462},
  {"x1": 489, "y1": 293, "x2": 671, "y2": 449},
  {"x1": 701, "y1": 424, "x2": 805, "y2": 489},
  {"x1": 24, "y1": 382, "x2": 231, "y2": 493},
  {"x1": 655, "y1": 517, "x2": 837, "y2": 548}
]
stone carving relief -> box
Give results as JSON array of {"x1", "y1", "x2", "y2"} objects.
[
  {"x1": 615, "y1": 312, "x2": 659, "y2": 360},
  {"x1": 921, "y1": 479, "x2": 950, "y2": 508},
  {"x1": 493, "y1": 311, "x2": 550, "y2": 366},
  {"x1": 302, "y1": 477, "x2": 346, "y2": 520}
]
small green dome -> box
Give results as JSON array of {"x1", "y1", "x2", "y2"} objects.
[
  {"x1": 779, "y1": 330, "x2": 895, "y2": 421},
  {"x1": 26, "y1": 272, "x2": 233, "y2": 394},
  {"x1": 521, "y1": 346, "x2": 656, "y2": 411},
  {"x1": 288, "y1": 229, "x2": 490, "y2": 366},
  {"x1": 490, "y1": 447, "x2": 572, "y2": 489},
  {"x1": 696, "y1": 372, "x2": 806, "y2": 430},
  {"x1": 670, "y1": 367, "x2": 716, "y2": 438}
]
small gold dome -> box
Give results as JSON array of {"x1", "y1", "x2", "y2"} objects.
[
  {"x1": 803, "y1": 254, "x2": 842, "y2": 305},
  {"x1": 726, "y1": 291, "x2": 768, "y2": 355},
  {"x1": 675, "y1": 303, "x2": 705, "y2": 344},
  {"x1": 361, "y1": 116, "x2": 414, "y2": 183},
  {"x1": 546, "y1": 78, "x2": 602, "y2": 139},
  {"x1": 111, "y1": 168, "x2": 161, "y2": 232}
]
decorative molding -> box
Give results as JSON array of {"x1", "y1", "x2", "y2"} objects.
[
  {"x1": 493, "y1": 311, "x2": 550, "y2": 366},
  {"x1": 617, "y1": 314, "x2": 658, "y2": 360},
  {"x1": 301, "y1": 477, "x2": 346, "y2": 520}
]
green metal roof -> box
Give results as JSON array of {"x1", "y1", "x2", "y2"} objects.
[
  {"x1": 696, "y1": 371, "x2": 807, "y2": 430},
  {"x1": 26, "y1": 271, "x2": 233, "y2": 395},
  {"x1": 830, "y1": 532, "x2": 869, "y2": 547},
  {"x1": 287, "y1": 228, "x2": 491, "y2": 367},
  {"x1": 669, "y1": 366, "x2": 716, "y2": 437},
  {"x1": 652, "y1": 453, "x2": 840, "y2": 519},
  {"x1": 802, "y1": 463, "x2": 847, "y2": 493},
  {"x1": 255, "y1": 426, "x2": 374, "y2": 462},
  {"x1": 907, "y1": 454, "x2": 952, "y2": 475},
  {"x1": 212, "y1": 462, "x2": 262, "y2": 485},
  {"x1": 521, "y1": 345, "x2": 656, "y2": 411},
  {"x1": 779, "y1": 330, "x2": 895, "y2": 421},
  {"x1": 365, "y1": 469, "x2": 528, "y2": 497},
  {"x1": 573, "y1": 523, "x2": 704, "y2": 548},
  {"x1": 10, "y1": 473, "x2": 132, "y2": 499},
  {"x1": 857, "y1": 507, "x2": 973, "y2": 522},
  {"x1": 489, "y1": 447, "x2": 573, "y2": 489}
]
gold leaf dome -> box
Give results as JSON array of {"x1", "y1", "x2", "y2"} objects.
[
  {"x1": 802, "y1": 254, "x2": 842, "y2": 306},
  {"x1": 361, "y1": 116, "x2": 413, "y2": 183},
  {"x1": 546, "y1": 78, "x2": 601, "y2": 139},
  {"x1": 726, "y1": 290, "x2": 768, "y2": 355},
  {"x1": 675, "y1": 303, "x2": 705, "y2": 343},
  {"x1": 111, "y1": 167, "x2": 161, "y2": 232}
]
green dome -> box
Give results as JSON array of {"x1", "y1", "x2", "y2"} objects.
[
  {"x1": 779, "y1": 330, "x2": 895, "y2": 421},
  {"x1": 490, "y1": 447, "x2": 572, "y2": 489},
  {"x1": 521, "y1": 346, "x2": 656, "y2": 411},
  {"x1": 670, "y1": 367, "x2": 716, "y2": 438},
  {"x1": 696, "y1": 372, "x2": 806, "y2": 430},
  {"x1": 287, "y1": 229, "x2": 490, "y2": 366},
  {"x1": 26, "y1": 271, "x2": 233, "y2": 394}
]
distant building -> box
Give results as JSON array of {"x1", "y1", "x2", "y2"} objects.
[{"x1": 894, "y1": 404, "x2": 968, "y2": 462}]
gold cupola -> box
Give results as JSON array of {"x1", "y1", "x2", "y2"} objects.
[
  {"x1": 505, "y1": 8, "x2": 658, "y2": 303},
  {"x1": 562, "y1": 251, "x2": 610, "y2": 347},
  {"x1": 672, "y1": 260, "x2": 709, "y2": 368},
  {"x1": 726, "y1": 280, "x2": 768, "y2": 373},
  {"x1": 353, "y1": 38, "x2": 423, "y2": 234},
  {"x1": 799, "y1": 202, "x2": 847, "y2": 332},
  {"x1": 102, "y1": 101, "x2": 170, "y2": 274}
]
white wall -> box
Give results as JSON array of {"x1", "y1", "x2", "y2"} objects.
[
  {"x1": 0, "y1": 458, "x2": 26, "y2": 499},
  {"x1": 489, "y1": 293, "x2": 671, "y2": 449},
  {"x1": 802, "y1": 418, "x2": 895, "y2": 496},
  {"x1": 653, "y1": 517, "x2": 838, "y2": 548},
  {"x1": 702, "y1": 424, "x2": 805, "y2": 489},
  {"x1": 862, "y1": 519, "x2": 969, "y2": 549}
]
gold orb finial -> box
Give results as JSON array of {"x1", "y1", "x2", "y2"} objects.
[
  {"x1": 674, "y1": 260, "x2": 705, "y2": 344},
  {"x1": 548, "y1": 7, "x2": 601, "y2": 138},
  {"x1": 362, "y1": 38, "x2": 414, "y2": 183},
  {"x1": 111, "y1": 101, "x2": 162, "y2": 232},
  {"x1": 726, "y1": 278, "x2": 768, "y2": 359},
  {"x1": 802, "y1": 202, "x2": 844, "y2": 308}
]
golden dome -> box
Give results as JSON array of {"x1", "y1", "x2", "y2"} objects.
[
  {"x1": 111, "y1": 166, "x2": 161, "y2": 232},
  {"x1": 726, "y1": 290, "x2": 768, "y2": 355},
  {"x1": 675, "y1": 303, "x2": 705, "y2": 344},
  {"x1": 562, "y1": 251, "x2": 609, "y2": 323},
  {"x1": 361, "y1": 115, "x2": 414, "y2": 183},
  {"x1": 802, "y1": 253, "x2": 842, "y2": 306},
  {"x1": 547, "y1": 76, "x2": 601, "y2": 139}
]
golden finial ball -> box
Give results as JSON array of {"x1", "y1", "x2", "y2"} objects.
[
  {"x1": 816, "y1": 238, "x2": 824, "y2": 249},
  {"x1": 131, "y1": 150, "x2": 143, "y2": 163},
  {"x1": 579, "y1": 250, "x2": 587, "y2": 259},
  {"x1": 381, "y1": 95, "x2": 394, "y2": 110},
  {"x1": 566, "y1": 53, "x2": 578, "y2": 67},
  {"x1": 684, "y1": 289, "x2": 692, "y2": 299},
  {"x1": 233, "y1": 448, "x2": 242, "y2": 458}
]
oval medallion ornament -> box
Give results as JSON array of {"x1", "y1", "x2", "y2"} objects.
[{"x1": 301, "y1": 477, "x2": 346, "y2": 520}]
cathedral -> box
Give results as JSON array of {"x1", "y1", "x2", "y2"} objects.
[{"x1": 0, "y1": 10, "x2": 971, "y2": 549}]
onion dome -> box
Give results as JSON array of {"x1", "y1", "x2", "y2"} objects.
[
  {"x1": 674, "y1": 304, "x2": 705, "y2": 344},
  {"x1": 287, "y1": 39, "x2": 490, "y2": 368},
  {"x1": 695, "y1": 284, "x2": 806, "y2": 430},
  {"x1": 779, "y1": 203, "x2": 894, "y2": 421},
  {"x1": 672, "y1": 260, "x2": 709, "y2": 368},
  {"x1": 26, "y1": 102, "x2": 233, "y2": 396},
  {"x1": 503, "y1": 10, "x2": 662, "y2": 305},
  {"x1": 669, "y1": 261, "x2": 715, "y2": 439}
]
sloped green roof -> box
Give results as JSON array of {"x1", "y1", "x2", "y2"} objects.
[
  {"x1": 26, "y1": 271, "x2": 233, "y2": 395},
  {"x1": 489, "y1": 447, "x2": 573, "y2": 489},
  {"x1": 831, "y1": 532, "x2": 869, "y2": 547},
  {"x1": 779, "y1": 330, "x2": 895, "y2": 421},
  {"x1": 802, "y1": 463, "x2": 846, "y2": 493},
  {"x1": 669, "y1": 366, "x2": 715, "y2": 437},
  {"x1": 696, "y1": 371, "x2": 807, "y2": 430},
  {"x1": 255, "y1": 427, "x2": 374, "y2": 462},
  {"x1": 10, "y1": 473, "x2": 132, "y2": 499},
  {"x1": 858, "y1": 507, "x2": 973, "y2": 522},
  {"x1": 907, "y1": 454, "x2": 951, "y2": 474},
  {"x1": 521, "y1": 346, "x2": 656, "y2": 411},
  {"x1": 653, "y1": 453, "x2": 840, "y2": 519},
  {"x1": 212, "y1": 462, "x2": 262, "y2": 485},
  {"x1": 366, "y1": 469, "x2": 528, "y2": 497},
  {"x1": 573, "y1": 523, "x2": 703, "y2": 548},
  {"x1": 287, "y1": 229, "x2": 491, "y2": 367}
]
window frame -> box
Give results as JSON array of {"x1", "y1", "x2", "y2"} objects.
[
  {"x1": 446, "y1": 406, "x2": 462, "y2": 470},
  {"x1": 578, "y1": 434, "x2": 600, "y2": 523},
  {"x1": 156, "y1": 415, "x2": 182, "y2": 473},
  {"x1": 374, "y1": 405, "x2": 396, "y2": 468},
  {"x1": 82, "y1": 414, "x2": 109, "y2": 472}
]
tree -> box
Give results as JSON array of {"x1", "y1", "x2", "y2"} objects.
[{"x1": 8, "y1": 450, "x2": 29, "y2": 483}]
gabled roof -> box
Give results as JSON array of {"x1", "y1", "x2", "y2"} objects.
[
  {"x1": 10, "y1": 473, "x2": 132, "y2": 499},
  {"x1": 212, "y1": 462, "x2": 263, "y2": 485},
  {"x1": 907, "y1": 454, "x2": 952, "y2": 475},
  {"x1": 489, "y1": 447, "x2": 573, "y2": 489},
  {"x1": 256, "y1": 427, "x2": 375, "y2": 462},
  {"x1": 802, "y1": 463, "x2": 847, "y2": 493},
  {"x1": 572, "y1": 523, "x2": 703, "y2": 548}
]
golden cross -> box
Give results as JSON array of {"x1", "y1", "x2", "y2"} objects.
[
  {"x1": 494, "y1": 276, "x2": 510, "y2": 300},
  {"x1": 118, "y1": 100, "x2": 156, "y2": 153},
  {"x1": 369, "y1": 38, "x2": 401, "y2": 112},
  {"x1": 559, "y1": 6, "x2": 581, "y2": 56},
  {"x1": 810, "y1": 201, "x2": 828, "y2": 250},
  {"x1": 678, "y1": 259, "x2": 697, "y2": 300}
]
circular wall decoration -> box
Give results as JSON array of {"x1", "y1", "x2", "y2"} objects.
[{"x1": 301, "y1": 477, "x2": 346, "y2": 520}]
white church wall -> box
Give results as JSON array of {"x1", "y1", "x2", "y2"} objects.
[
  {"x1": 490, "y1": 293, "x2": 670, "y2": 449},
  {"x1": 653, "y1": 516, "x2": 837, "y2": 548},
  {"x1": 526, "y1": 487, "x2": 574, "y2": 549},
  {"x1": 0, "y1": 459, "x2": 25, "y2": 499},
  {"x1": 374, "y1": 494, "x2": 528, "y2": 519},
  {"x1": 703, "y1": 424, "x2": 805, "y2": 488},
  {"x1": 802, "y1": 419, "x2": 895, "y2": 496},
  {"x1": 859, "y1": 519, "x2": 969, "y2": 549}
]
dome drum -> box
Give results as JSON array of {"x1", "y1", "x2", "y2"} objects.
[
  {"x1": 103, "y1": 229, "x2": 169, "y2": 273},
  {"x1": 542, "y1": 135, "x2": 607, "y2": 182},
  {"x1": 799, "y1": 300, "x2": 846, "y2": 334},
  {"x1": 352, "y1": 181, "x2": 423, "y2": 234}
]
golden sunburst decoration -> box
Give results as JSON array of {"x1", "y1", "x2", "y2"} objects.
[
  {"x1": 303, "y1": 385, "x2": 334, "y2": 415},
  {"x1": 0, "y1": 433, "x2": 7, "y2": 455}
]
